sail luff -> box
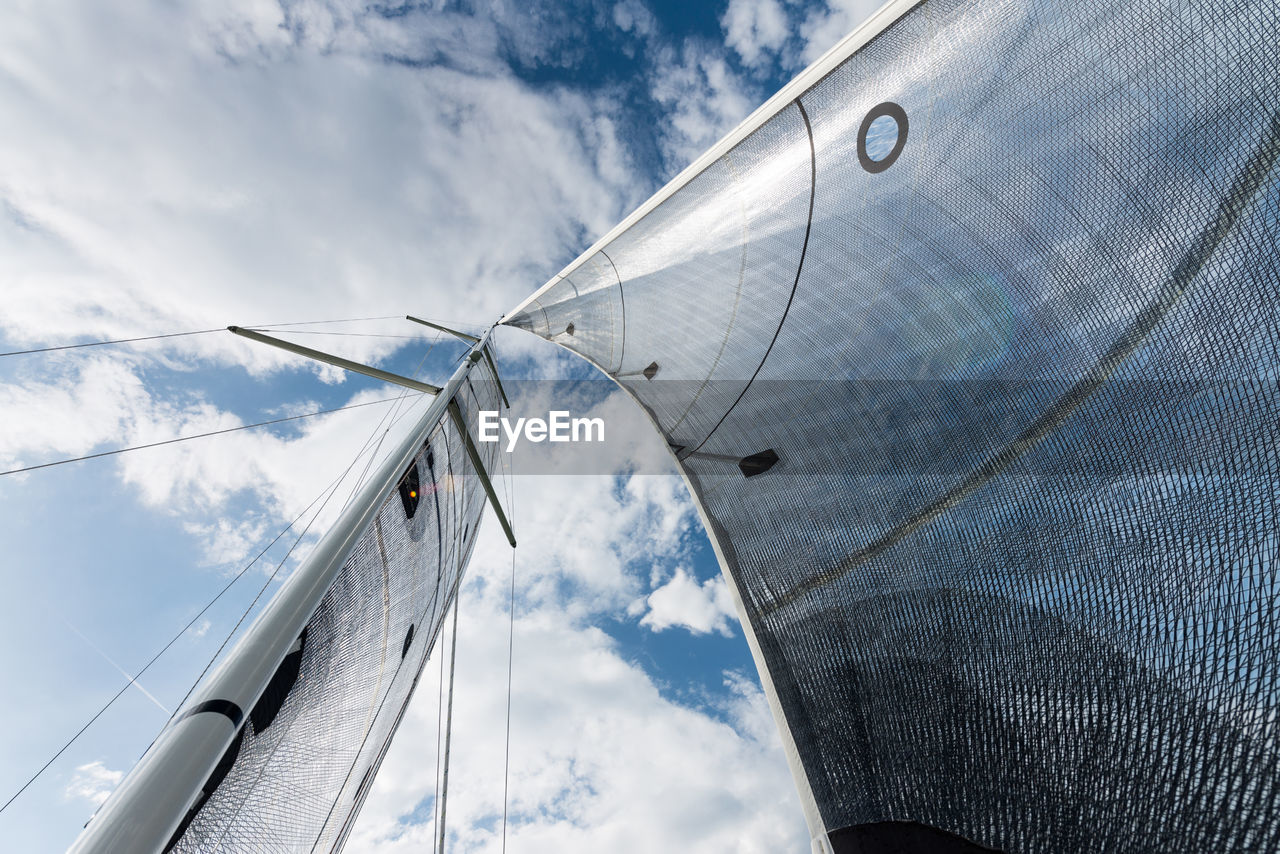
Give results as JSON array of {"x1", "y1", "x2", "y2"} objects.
[{"x1": 69, "y1": 330, "x2": 495, "y2": 854}]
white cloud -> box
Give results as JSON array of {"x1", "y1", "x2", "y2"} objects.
[
  {"x1": 183, "y1": 515, "x2": 272, "y2": 568},
  {"x1": 0, "y1": 350, "x2": 436, "y2": 565},
  {"x1": 0, "y1": 4, "x2": 813, "y2": 850},
  {"x1": 613, "y1": 0, "x2": 656, "y2": 38},
  {"x1": 799, "y1": 0, "x2": 883, "y2": 64},
  {"x1": 0, "y1": 357, "x2": 149, "y2": 474},
  {"x1": 347, "y1": 460, "x2": 807, "y2": 853},
  {"x1": 649, "y1": 42, "x2": 755, "y2": 172},
  {"x1": 722, "y1": 0, "x2": 790, "y2": 67},
  {"x1": 0, "y1": 1, "x2": 636, "y2": 373},
  {"x1": 189, "y1": 0, "x2": 292, "y2": 59},
  {"x1": 64, "y1": 761, "x2": 123, "y2": 807},
  {"x1": 353, "y1": 623, "x2": 806, "y2": 853},
  {"x1": 641, "y1": 566, "x2": 738, "y2": 636}
]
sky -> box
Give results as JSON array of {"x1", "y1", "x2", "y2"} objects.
[{"x1": 0, "y1": 0, "x2": 882, "y2": 850}]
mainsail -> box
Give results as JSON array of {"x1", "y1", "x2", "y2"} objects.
[
  {"x1": 504, "y1": 0, "x2": 1280, "y2": 851},
  {"x1": 69, "y1": 334, "x2": 505, "y2": 852}
]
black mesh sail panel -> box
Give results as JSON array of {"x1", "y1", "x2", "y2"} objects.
[
  {"x1": 505, "y1": 1, "x2": 1280, "y2": 851},
  {"x1": 166, "y1": 365, "x2": 502, "y2": 853}
]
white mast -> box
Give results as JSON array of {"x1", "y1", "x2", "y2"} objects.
[{"x1": 69, "y1": 328, "x2": 495, "y2": 854}]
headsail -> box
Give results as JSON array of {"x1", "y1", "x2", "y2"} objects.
[
  {"x1": 504, "y1": 1, "x2": 1280, "y2": 851},
  {"x1": 70, "y1": 334, "x2": 505, "y2": 853}
]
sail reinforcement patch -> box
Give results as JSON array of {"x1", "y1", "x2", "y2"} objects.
[{"x1": 858, "y1": 101, "x2": 908, "y2": 173}]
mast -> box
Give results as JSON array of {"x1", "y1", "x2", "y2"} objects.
[{"x1": 69, "y1": 327, "x2": 499, "y2": 854}]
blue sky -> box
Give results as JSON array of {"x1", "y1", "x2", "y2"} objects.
[{"x1": 0, "y1": 0, "x2": 881, "y2": 850}]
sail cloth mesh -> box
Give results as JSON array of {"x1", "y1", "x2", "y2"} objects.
[
  {"x1": 506, "y1": 1, "x2": 1280, "y2": 851},
  {"x1": 168, "y1": 367, "x2": 502, "y2": 853}
]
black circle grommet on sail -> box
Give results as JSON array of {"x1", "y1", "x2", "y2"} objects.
[{"x1": 857, "y1": 101, "x2": 908, "y2": 173}]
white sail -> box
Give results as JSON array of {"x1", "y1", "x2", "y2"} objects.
[{"x1": 504, "y1": 0, "x2": 1280, "y2": 851}]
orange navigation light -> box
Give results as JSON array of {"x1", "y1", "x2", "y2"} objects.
[{"x1": 398, "y1": 462, "x2": 421, "y2": 520}]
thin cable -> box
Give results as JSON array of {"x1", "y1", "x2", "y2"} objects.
[
  {"x1": 1, "y1": 395, "x2": 415, "y2": 478},
  {"x1": 169, "y1": 393, "x2": 391, "y2": 717},
  {"x1": 0, "y1": 468, "x2": 344, "y2": 816},
  {"x1": 0, "y1": 315, "x2": 404, "y2": 357},
  {"x1": 404, "y1": 317, "x2": 490, "y2": 335},
  {"x1": 0, "y1": 329, "x2": 223, "y2": 357},
  {"x1": 253, "y1": 315, "x2": 402, "y2": 328},
  {"x1": 0, "y1": 344, "x2": 431, "y2": 815},
  {"x1": 432, "y1": 623, "x2": 446, "y2": 854},
  {"x1": 172, "y1": 481, "x2": 333, "y2": 716},
  {"x1": 173, "y1": 333, "x2": 448, "y2": 716},
  {"x1": 434, "y1": 419, "x2": 472, "y2": 854},
  {"x1": 338, "y1": 331, "x2": 444, "y2": 513},
  {"x1": 338, "y1": 395, "x2": 411, "y2": 514},
  {"x1": 500, "y1": 481, "x2": 517, "y2": 852},
  {"x1": 437, "y1": 595, "x2": 460, "y2": 854},
  {"x1": 494, "y1": 336, "x2": 517, "y2": 854}
]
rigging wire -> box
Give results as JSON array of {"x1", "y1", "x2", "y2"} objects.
[
  {"x1": 431, "y1": 581, "x2": 447, "y2": 854},
  {"x1": 499, "y1": 391, "x2": 518, "y2": 854},
  {"x1": 0, "y1": 328, "x2": 224, "y2": 357},
  {"x1": 431, "y1": 386, "x2": 461, "y2": 854},
  {"x1": 434, "y1": 404, "x2": 472, "y2": 854},
  {"x1": 251, "y1": 315, "x2": 404, "y2": 328},
  {"x1": 172, "y1": 329, "x2": 451, "y2": 716},
  {"x1": 0, "y1": 341, "x2": 442, "y2": 814},
  {"x1": 0, "y1": 315, "x2": 406, "y2": 358},
  {"x1": 436, "y1": 593, "x2": 461, "y2": 854},
  {"x1": 169, "y1": 455, "x2": 349, "y2": 718},
  {"x1": 0, "y1": 462, "x2": 351, "y2": 817},
  {"x1": 0, "y1": 321, "x2": 467, "y2": 823},
  {"x1": 472, "y1": 333, "x2": 519, "y2": 853},
  {"x1": 338, "y1": 331, "x2": 445, "y2": 513},
  {"x1": 0, "y1": 395, "x2": 416, "y2": 478}
]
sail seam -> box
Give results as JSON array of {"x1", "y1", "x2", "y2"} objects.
[
  {"x1": 765, "y1": 108, "x2": 1280, "y2": 615},
  {"x1": 314, "y1": 434, "x2": 463, "y2": 850},
  {"x1": 601, "y1": 249, "x2": 626, "y2": 373},
  {"x1": 668, "y1": 151, "x2": 751, "y2": 435},
  {"x1": 684, "y1": 97, "x2": 817, "y2": 458}
]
